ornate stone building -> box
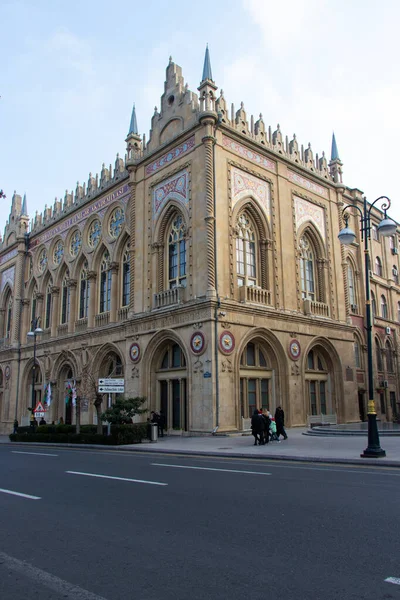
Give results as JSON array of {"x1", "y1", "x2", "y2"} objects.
[{"x1": 0, "y1": 48, "x2": 399, "y2": 434}]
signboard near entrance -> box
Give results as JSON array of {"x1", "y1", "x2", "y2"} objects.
[
  {"x1": 34, "y1": 401, "x2": 46, "y2": 419},
  {"x1": 98, "y1": 378, "x2": 125, "y2": 394}
]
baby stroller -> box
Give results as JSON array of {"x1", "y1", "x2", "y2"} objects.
[{"x1": 269, "y1": 418, "x2": 280, "y2": 442}]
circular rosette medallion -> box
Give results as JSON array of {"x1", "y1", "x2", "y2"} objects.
[
  {"x1": 190, "y1": 331, "x2": 205, "y2": 355},
  {"x1": 219, "y1": 330, "x2": 235, "y2": 355},
  {"x1": 129, "y1": 342, "x2": 141, "y2": 363},
  {"x1": 288, "y1": 339, "x2": 301, "y2": 361}
]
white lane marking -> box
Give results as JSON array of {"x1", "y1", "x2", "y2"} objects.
[
  {"x1": 0, "y1": 488, "x2": 40, "y2": 500},
  {"x1": 0, "y1": 551, "x2": 109, "y2": 600},
  {"x1": 385, "y1": 577, "x2": 400, "y2": 585},
  {"x1": 151, "y1": 463, "x2": 271, "y2": 475},
  {"x1": 66, "y1": 470, "x2": 167, "y2": 486},
  {"x1": 12, "y1": 451, "x2": 58, "y2": 457}
]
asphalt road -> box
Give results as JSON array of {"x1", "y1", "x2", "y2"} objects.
[{"x1": 0, "y1": 446, "x2": 399, "y2": 600}]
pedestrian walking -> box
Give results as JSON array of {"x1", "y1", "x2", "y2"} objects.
[
  {"x1": 251, "y1": 409, "x2": 266, "y2": 445},
  {"x1": 275, "y1": 406, "x2": 288, "y2": 440},
  {"x1": 158, "y1": 410, "x2": 166, "y2": 437},
  {"x1": 13, "y1": 419, "x2": 18, "y2": 434}
]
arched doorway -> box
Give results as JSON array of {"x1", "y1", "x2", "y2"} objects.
[
  {"x1": 57, "y1": 365, "x2": 75, "y2": 424},
  {"x1": 305, "y1": 345, "x2": 335, "y2": 418},
  {"x1": 239, "y1": 338, "x2": 279, "y2": 426},
  {"x1": 152, "y1": 341, "x2": 188, "y2": 431},
  {"x1": 97, "y1": 351, "x2": 124, "y2": 421}
]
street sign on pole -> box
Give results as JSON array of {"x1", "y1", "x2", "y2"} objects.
[{"x1": 98, "y1": 379, "x2": 125, "y2": 394}]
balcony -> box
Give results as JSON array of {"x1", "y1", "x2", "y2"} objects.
[
  {"x1": 239, "y1": 285, "x2": 272, "y2": 306},
  {"x1": 75, "y1": 318, "x2": 88, "y2": 333},
  {"x1": 95, "y1": 312, "x2": 110, "y2": 327},
  {"x1": 154, "y1": 286, "x2": 185, "y2": 309},
  {"x1": 41, "y1": 328, "x2": 51, "y2": 341},
  {"x1": 118, "y1": 306, "x2": 129, "y2": 321},
  {"x1": 57, "y1": 323, "x2": 68, "y2": 336},
  {"x1": 303, "y1": 299, "x2": 330, "y2": 318}
]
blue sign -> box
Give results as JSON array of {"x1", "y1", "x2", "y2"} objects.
[{"x1": 203, "y1": 372, "x2": 212, "y2": 378}]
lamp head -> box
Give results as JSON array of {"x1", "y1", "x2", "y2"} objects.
[
  {"x1": 377, "y1": 217, "x2": 397, "y2": 237},
  {"x1": 34, "y1": 327, "x2": 43, "y2": 334},
  {"x1": 338, "y1": 226, "x2": 356, "y2": 245},
  {"x1": 27, "y1": 331, "x2": 35, "y2": 338}
]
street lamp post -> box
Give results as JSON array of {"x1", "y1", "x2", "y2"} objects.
[
  {"x1": 27, "y1": 317, "x2": 43, "y2": 416},
  {"x1": 338, "y1": 196, "x2": 396, "y2": 458}
]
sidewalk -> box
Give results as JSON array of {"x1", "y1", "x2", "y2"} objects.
[{"x1": 1, "y1": 427, "x2": 400, "y2": 466}]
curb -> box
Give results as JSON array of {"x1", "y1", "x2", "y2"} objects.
[{"x1": 3, "y1": 441, "x2": 400, "y2": 468}]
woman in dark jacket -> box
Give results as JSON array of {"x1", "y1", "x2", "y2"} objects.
[
  {"x1": 251, "y1": 409, "x2": 265, "y2": 445},
  {"x1": 275, "y1": 406, "x2": 288, "y2": 440}
]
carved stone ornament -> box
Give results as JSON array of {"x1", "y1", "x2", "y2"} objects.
[
  {"x1": 219, "y1": 331, "x2": 235, "y2": 355},
  {"x1": 291, "y1": 362, "x2": 300, "y2": 376},
  {"x1": 193, "y1": 358, "x2": 204, "y2": 373},
  {"x1": 131, "y1": 366, "x2": 139, "y2": 379},
  {"x1": 288, "y1": 339, "x2": 301, "y2": 361},
  {"x1": 221, "y1": 357, "x2": 233, "y2": 373},
  {"x1": 190, "y1": 331, "x2": 205, "y2": 355}
]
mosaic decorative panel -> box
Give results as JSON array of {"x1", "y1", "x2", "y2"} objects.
[
  {"x1": 288, "y1": 169, "x2": 328, "y2": 198},
  {"x1": 0, "y1": 248, "x2": 18, "y2": 266},
  {"x1": 153, "y1": 169, "x2": 189, "y2": 218},
  {"x1": 30, "y1": 183, "x2": 130, "y2": 250},
  {"x1": 1, "y1": 266, "x2": 15, "y2": 292},
  {"x1": 294, "y1": 196, "x2": 326, "y2": 239},
  {"x1": 222, "y1": 136, "x2": 276, "y2": 173},
  {"x1": 146, "y1": 136, "x2": 195, "y2": 176},
  {"x1": 231, "y1": 167, "x2": 270, "y2": 217}
]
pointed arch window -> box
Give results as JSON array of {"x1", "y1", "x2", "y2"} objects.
[
  {"x1": 371, "y1": 292, "x2": 376, "y2": 318},
  {"x1": 306, "y1": 348, "x2": 329, "y2": 415},
  {"x1": 99, "y1": 251, "x2": 111, "y2": 313},
  {"x1": 31, "y1": 287, "x2": 37, "y2": 323},
  {"x1": 299, "y1": 236, "x2": 316, "y2": 300},
  {"x1": 5, "y1": 293, "x2": 12, "y2": 339},
  {"x1": 79, "y1": 261, "x2": 89, "y2": 319},
  {"x1": 375, "y1": 256, "x2": 382, "y2": 277},
  {"x1": 347, "y1": 261, "x2": 356, "y2": 308},
  {"x1": 354, "y1": 340, "x2": 361, "y2": 369},
  {"x1": 386, "y1": 341, "x2": 394, "y2": 373},
  {"x1": 393, "y1": 266, "x2": 398, "y2": 284},
  {"x1": 381, "y1": 295, "x2": 388, "y2": 319},
  {"x1": 236, "y1": 212, "x2": 257, "y2": 287},
  {"x1": 122, "y1": 245, "x2": 130, "y2": 307},
  {"x1": 168, "y1": 215, "x2": 187, "y2": 289},
  {"x1": 376, "y1": 339, "x2": 383, "y2": 372},
  {"x1": 61, "y1": 273, "x2": 70, "y2": 324},
  {"x1": 45, "y1": 282, "x2": 52, "y2": 329}
]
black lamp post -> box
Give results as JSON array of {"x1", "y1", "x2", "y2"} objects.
[
  {"x1": 27, "y1": 317, "x2": 43, "y2": 414},
  {"x1": 338, "y1": 196, "x2": 396, "y2": 458}
]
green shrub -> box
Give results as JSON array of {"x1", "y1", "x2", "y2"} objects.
[{"x1": 9, "y1": 423, "x2": 148, "y2": 445}]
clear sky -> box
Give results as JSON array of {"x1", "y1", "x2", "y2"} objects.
[{"x1": 1, "y1": 0, "x2": 399, "y2": 231}]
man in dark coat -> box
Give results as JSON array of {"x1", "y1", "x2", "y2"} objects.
[
  {"x1": 275, "y1": 406, "x2": 288, "y2": 440},
  {"x1": 251, "y1": 409, "x2": 265, "y2": 445}
]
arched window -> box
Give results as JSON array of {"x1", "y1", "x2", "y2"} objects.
[
  {"x1": 79, "y1": 261, "x2": 89, "y2": 319},
  {"x1": 168, "y1": 215, "x2": 186, "y2": 289},
  {"x1": 354, "y1": 340, "x2": 361, "y2": 369},
  {"x1": 376, "y1": 339, "x2": 383, "y2": 372},
  {"x1": 236, "y1": 212, "x2": 257, "y2": 287},
  {"x1": 0, "y1": 369, "x2": 3, "y2": 387},
  {"x1": 4, "y1": 292, "x2": 12, "y2": 339},
  {"x1": 99, "y1": 251, "x2": 111, "y2": 313},
  {"x1": 375, "y1": 256, "x2": 382, "y2": 277},
  {"x1": 306, "y1": 348, "x2": 329, "y2": 415},
  {"x1": 122, "y1": 245, "x2": 130, "y2": 307},
  {"x1": 239, "y1": 341, "x2": 271, "y2": 417},
  {"x1": 45, "y1": 282, "x2": 52, "y2": 329},
  {"x1": 393, "y1": 265, "x2": 398, "y2": 284},
  {"x1": 31, "y1": 286, "x2": 37, "y2": 323},
  {"x1": 160, "y1": 343, "x2": 186, "y2": 369},
  {"x1": 60, "y1": 273, "x2": 70, "y2": 324},
  {"x1": 386, "y1": 341, "x2": 394, "y2": 373},
  {"x1": 347, "y1": 261, "x2": 356, "y2": 309},
  {"x1": 380, "y1": 295, "x2": 388, "y2": 319},
  {"x1": 371, "y1": 292, "x2": 376, "y2": 318},
  {"x1": 299, "y1": 236, "x2": 316, "y2": 300}
]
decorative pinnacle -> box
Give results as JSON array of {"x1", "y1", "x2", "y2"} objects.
[
  {"x1": 331, "y1": 132, "x2": 340, "y2": 161},
  {"x1": 201, "y1": 44, "x2": 213, "y2": 82},
  {"x1": 128, "y1": 103, "x2": 138, "y2": 136},
  {"x1": 21, "y1": 193, "x2": 28, "y2": 216}
]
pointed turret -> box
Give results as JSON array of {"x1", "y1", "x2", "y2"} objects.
[
  {"x1": 128, "y1": 103, "x2": 139, "y2": 136},
  {"x1": 201, "y1": 44, "x2": 213, "y2": 83},
  {"x1": 331, "y1": 132, "x2": 339, "y2": 161},
  {"x1": 21, "y1": 193, "x2": 28, "y2": 216},
  {"x1": 329, "y1": 132, "x2": 343, "y2": 184},
  {"x1": 198, "y1": 45, "x2": 217, "y2": 116}
]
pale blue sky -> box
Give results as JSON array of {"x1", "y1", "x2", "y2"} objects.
[{"x1": 1, "y1": 0, "x2": 399, "y2": 230}]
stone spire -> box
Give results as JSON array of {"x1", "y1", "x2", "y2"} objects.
[
  {"x1": 329, "y1": 132, "x2": 343, "y2": 184},
  {"x1": 201, "y1": 44, "x2": 213, "y2": 83},
  {"x1": 21, "y1": 193, "x2": 28, "y2": 216},
  {"x1": 128, "y1": 103, "x2": 138, "y2": 136}
]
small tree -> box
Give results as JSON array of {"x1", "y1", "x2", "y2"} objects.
[{"x1": 101, "y1": 396, "x2": 147, "y2": 425}]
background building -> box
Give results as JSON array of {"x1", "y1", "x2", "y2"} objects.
[{"x1": 0, "y1": 49, "x2": 399, "y2": 434}]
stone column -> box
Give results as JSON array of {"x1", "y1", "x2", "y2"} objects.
[
  {"x1": 87, "y1": 271, "x2": 97, "y2": 328},
  {"x1": 67, "y1": 279, "x2": 77, "y2": 333},
  {"x1": 50, "y1": 286, "x2": 60, "y2": 338},
  {"x1": 202, "y1": 123, "x2": 216, "y2": 296},
  {"x1": 20, "y1": 299, "x2": 30, "y2": 341},
  {"x1": 109, "y1": 263, "x2": 119, "y2": 323}
]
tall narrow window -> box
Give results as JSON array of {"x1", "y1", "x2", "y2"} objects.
[
  {"x1": 236, "y1": 212, "x2": 257, "y2": 287},
  {"x1": 31, "y1": 287, "x2": 37, "y2": 323},
  {"x1": 61, "y1": 274, "x2": 70, "y2": 324},
  {"x1": 375, "y1": 256, "x2": 382, "y2": 277},
  {"x1": 99, "y1": 251, "x2": 111, "y2": 313},
  {"x1": 347, "y1": 262, "x2": 356, "y2": 308},
  {"x1": 398, "y1": 301, "x2": 400, "y2": 322},
  {"x1": 299, "y1": 236, "x2": 315, "y2": 300},
  {"x1": 45, "y1": 283, "x2": 52, "y2": 329},
  {"x1": 354, "y1": 340, "x2": 361, "y2": 369},
  {"x1": 168, "y1": 215, "x2": 186, "y2": 288},
  {"x1": 393, "y1": 266, "x2": 398, "y2": 284},
  {"x1": 79, "y1": 261, "x2": 89, "y2": 319},
  {"x1": 386, "y1": 341, "x2": 394, "y2": 373},
  {"x1": 122, "y1": 246, "x2": 130, "y2": 307},
  {"x1": 5, "y1": 296, "x2": 12, "y2": 338},
  {"x1": 381, "y1": 295, "x2": 388, "y2": 319},
  {"x1": 371, "y1": 292, "x2": 376, "y2": 318},
  {"x1": 372, "y1": 225, "x2": 379, "y2": 241},
  {"x1": 376, "y1": 340, "x2": 383, "y2": 372}
]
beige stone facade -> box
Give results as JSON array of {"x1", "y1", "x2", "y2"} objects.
[{"x1": 1, "y1": 52, "x2": 399, "y2": 434}]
